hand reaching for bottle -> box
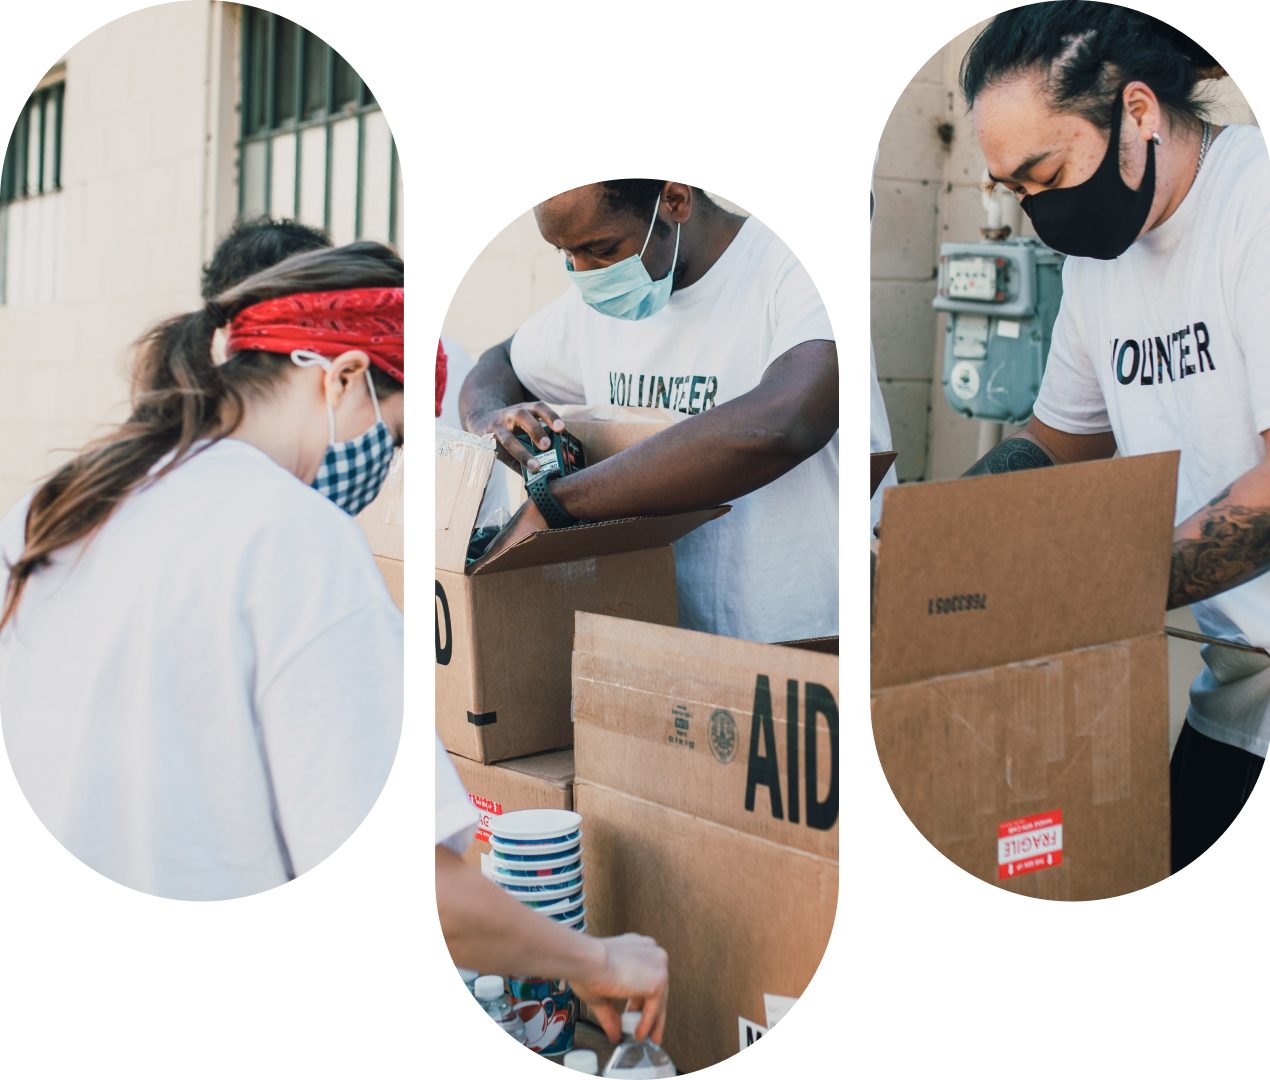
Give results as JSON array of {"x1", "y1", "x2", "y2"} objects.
[{"x1": 569, "y1": 933, "x2": 669, "y2": 1045}]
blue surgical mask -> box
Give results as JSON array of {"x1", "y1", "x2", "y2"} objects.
[
  {"x1": 292, "y1": 350, "x2": 396, "y2": 516},
  {"x1": 565, "y1": 195, "x2": 681, "y2": 320}
]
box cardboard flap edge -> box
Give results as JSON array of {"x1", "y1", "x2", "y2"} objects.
[
  {"x1": 468, "y1": 506, "x2": 730, "y2": 576},
  {"x1": 872, "y1": 451, "x2": 1179, "y2": 689},
  {"x1": 553, "y1": 403, "x2": 681, "y2": 465},
  {"x1": 436, "y1": 426, "x2": 496, "y2": 573},
  {"x1": 356, "y1": 451, "x2": 404, "y2": 560},
  {"x1": 870, "y1": 451, "x2": 897, "y2": 497}
]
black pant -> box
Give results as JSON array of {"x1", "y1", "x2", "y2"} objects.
[{"x1": 1171, "y1": 719, "x2": 1264, "y2": 874}]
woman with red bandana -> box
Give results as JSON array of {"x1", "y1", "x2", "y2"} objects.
[{"x1": 0, "y1": 242, "x2": 404, "y2": 901}]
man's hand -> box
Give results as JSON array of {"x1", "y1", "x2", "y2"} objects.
[
  {"x1": 458, "y1": 335, "x2": 566, "y2": 471},
  {"x1": 435, "y1": 846, "x2": 670, "y2": 1045},
  {"x1": 468, "y1": 400, "x2": 565, "y2": 474},
  {"x1": 569, "y1": 933, "x2": 669, "y2": 1045}
]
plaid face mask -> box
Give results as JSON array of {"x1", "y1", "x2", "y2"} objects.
[{"x1": 293, "y1": 350, "x2": 397, "y2": 516}]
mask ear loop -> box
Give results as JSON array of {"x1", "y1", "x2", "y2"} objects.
[
  {"x1": 292, "y1": 349, "x2": 337, "y2": 445},
  {"x1": 638, "y1": 194, "x2": 663, "y2": 259},
  {"x1": 641, "y1": 193, "x2": 681, "y2": 282},
  {"x1": 365, "y1": 367, "x2": 383, "y2": 424}
]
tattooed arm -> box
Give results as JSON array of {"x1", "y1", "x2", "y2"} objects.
[
  {"x1": 1169, "y1": 441, "x2": 1270, "y2": 609},
  {"x1": 961, "y1": 415, "x2": 1117, "y2": 477}
]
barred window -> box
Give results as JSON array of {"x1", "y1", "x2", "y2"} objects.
[
  {"x1": 1, "y1": 81, "x2": 64, "y2": 206},
  {"x1": 239, "y1": 9, "x2": 401, "y2": 250}
]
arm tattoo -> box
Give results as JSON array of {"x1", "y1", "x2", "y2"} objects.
[
  {"x1": 961, "y1": 438, "x2": 1054, "y2": 478},
  {"x1": 1169, "y1": 496, "x2": 1270, "y2": 609}
]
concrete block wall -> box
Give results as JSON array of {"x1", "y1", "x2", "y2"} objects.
[{"x1": 873, "y1": 20, "x2": 1260, "y2": 484}]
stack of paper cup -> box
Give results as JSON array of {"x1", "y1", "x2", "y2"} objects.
[{"x1": 488, "y1": 809, "x2": 586, "y2": 932}]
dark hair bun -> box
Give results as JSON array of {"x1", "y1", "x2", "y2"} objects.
[{"x1": 1144, "y1": 15, "x2": 1226, "y2": 79}]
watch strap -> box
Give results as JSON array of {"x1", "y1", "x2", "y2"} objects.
[{"x1": 527, "y1": 474, "x2": 580, "y2": 529}]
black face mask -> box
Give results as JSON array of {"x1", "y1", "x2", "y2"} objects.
[{"x1": 1019, "y1": 90, "x2": 1156, "y2": 260}]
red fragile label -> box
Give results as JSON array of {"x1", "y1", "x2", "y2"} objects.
[
  {"x1": 997, "y1": 809, "x2": 1063, "y2": 880},
  {"x1": 468, "y1": 793, "x2": 502, "y2": 843}
]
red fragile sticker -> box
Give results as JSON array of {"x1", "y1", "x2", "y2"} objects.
[
  {"x1": 468, "y1": 793, "x2": 502, "y2": 843},
  {"x1": 998, "y1": 809, "x2": 1063, "y2": 880}
]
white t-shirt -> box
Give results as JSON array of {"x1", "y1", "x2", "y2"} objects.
[
  {"x1": 435, "y1": 732, "x2": 478, "y2": 856},
  {"x1": 1033, "y1": 123, "x2": 1270, "y2": 757},
  {"x1": 0, "y1": 439, "x2": 403, "y2": 899},
  {"x1": 870, "y1": 340, "x2": 897, "y2": 534},
  {"x1": 510, "y1": 216, "x2": 839, "y2": 643}
]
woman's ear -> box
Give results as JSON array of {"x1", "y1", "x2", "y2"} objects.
[{"x1": 323, "y1": 349, "x2": 372, "y2": 405}]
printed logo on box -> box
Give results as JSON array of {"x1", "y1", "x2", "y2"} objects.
[
  {"x1": 738, "y1": 1016, "x2": 767, "y2": 1051},
  {"x1": 998, "y1": 809, "x2": 1062, "y2": 879},
  {"x1": 468, "y1": 793, "x2": 503, "y2": 844},
  {"x1": 667, "y1": 704, "x2": 695, "y2": 750}
]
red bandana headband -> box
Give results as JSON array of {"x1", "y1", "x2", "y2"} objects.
[{"x1": 225, "y1": 287, "x2": 405, "y2": 384}]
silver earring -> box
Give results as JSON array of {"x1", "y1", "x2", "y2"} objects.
[{"x1": 1151, "y1": 131, "x2": 1162, "y2": 145}]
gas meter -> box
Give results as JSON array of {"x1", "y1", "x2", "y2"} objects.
[{"x1": 932, "y1": 237, "x2": 1064, "y2": 425}]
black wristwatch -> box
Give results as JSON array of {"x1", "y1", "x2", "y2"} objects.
[{"x1": 527, "y1": 474, "x2": 581, "y2": 529}]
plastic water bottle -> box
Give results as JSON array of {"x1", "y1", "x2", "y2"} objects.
[
  {"x1": 474, "y1": 975, "x2": 525, "y2": 1044},
  {"x1": 564, "y1": 1048, "x2": 599, "y2": 1073},
  {"x1": 457, "y1": 967, "x2": 479, "y2": 995},
  {"x1": 601, "y1": 1011, "x2": 676, "y2": 1077}
]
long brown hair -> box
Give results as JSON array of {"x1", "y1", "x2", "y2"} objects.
[{"x1": 1, "y1": 240, "x2": 403, "y2": 631}]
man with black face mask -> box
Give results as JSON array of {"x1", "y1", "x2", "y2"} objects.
[
  {"x1": 960, "y1": 2, "x2": 1270, "y2": 874},
  {"x1": 459, "y1": 180, "x2": 839, "y2": 646}
]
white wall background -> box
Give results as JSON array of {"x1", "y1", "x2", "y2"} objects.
[{"x1": 0, "y1": 1, "x2": 216, "y2": 516}]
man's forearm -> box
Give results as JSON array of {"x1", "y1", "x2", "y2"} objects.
[
  {"x1": 436, "y1": 846, "x2": 605, "y2": 982},
  {"x1": 959, "y1": 416, "x2": 1117, "y2": 477},
  {"x1": 458, "y1": 337, "x2": 525, "y2": 433},
  {"x1": 1169, "y1": 473, "x2": 1270, "y2": 609},
  {"x1": 551, "y1": 340, "x2": 838, "y2": 520}
]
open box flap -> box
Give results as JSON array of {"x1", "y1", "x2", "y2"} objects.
[
  {"x1": 870, "y1": 451, "x2": 898, "y2": 497},
  {"x1": 552, "y1": 403, "x2": 680, "y2": 466},
  {"x1": 467, "y1": 506, "x2": 730, "y2": 575},
  {"x1": 435, "y1": 426, "x2": 495, "y2": 573},
  {"x1": 871, "y1": 450, "x2": 1179, "y2": 689}
]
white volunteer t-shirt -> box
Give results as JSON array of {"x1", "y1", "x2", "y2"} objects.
[
  {"x1": 435, "y1": 732, "x2": 479, "y2": 856},
  {"x1": 870, "y1": 340, "x2": 897, "y2": 535},
  {"x1": 1033, "y1": 123, "x2": 1270, "y2": 756},
  {"x1": 510, "y1": 216, "x2": 839, "y2": 643},
  {"x1": 0, "y1": 439, "x2": 403, "y2": 899}
]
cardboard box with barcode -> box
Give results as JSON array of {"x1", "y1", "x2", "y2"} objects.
[
  {"x1": 355, "y1": 449, "x2": 404, "y2": 610},
  {"x1": 571, "y1": 613, "x2": 838, "y2": 1073},
  {"x1": 871, "y1": 451, "x2": 1179, "y2": 901},
  {"x1": 446, "y1": 749, "x2": 575, "y2": 872},
  {"x1": 436, "y1": 422, "x2": 727, "y2": 764}
]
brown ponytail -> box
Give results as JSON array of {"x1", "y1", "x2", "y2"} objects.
[{"x1": 1, "y1": 240, "x2": 403, "y2": 631}]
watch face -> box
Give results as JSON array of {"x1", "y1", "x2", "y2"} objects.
[{"x1": 516, "y1": 429, "x2": 586, "y2": 486}]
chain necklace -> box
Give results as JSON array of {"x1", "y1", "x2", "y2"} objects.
[{"x1": 1196, "y1": 121, "x2": 1214, "y2": 178}]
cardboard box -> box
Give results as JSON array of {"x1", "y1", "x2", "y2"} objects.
[
  {"x1": 870, "y1": 450, "x2": 897, "y2": 497},
  {"x1": 447, "y1": 749, "x2": 575, "y2": 871},
  {"x1": 356, "y1": 450, "x2": 405, "y2": 611},
  {"x1": 870, "y1": 452, "x2": 1179, "y2": 900},
  {"x1": 553, "y1": 403, "x2": 681, "y2": 463},
  {"x1": 571, "y1": 613, "x2": 838, "y2": 1073},
  {"x1": 436, "y1": 425, "x2": 727, "y2": 764}
]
